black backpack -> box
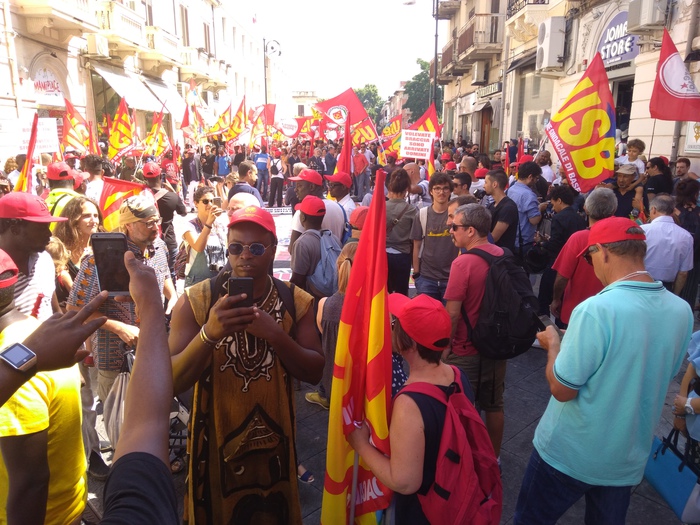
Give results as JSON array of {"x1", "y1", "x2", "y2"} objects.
[{"x1": 462, "y1": 248, "x2": 538, "y2": 360}]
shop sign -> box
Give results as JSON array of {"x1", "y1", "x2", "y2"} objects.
[
  {"x1": 685, "y1": 121, "x2": 700, "y2": 154},
  {"x1": 477, "y1": 82, "x2": 502, "y2": 99},
  {"x1": 597, "y1": 12, "x2": 639, "y2": 67}
]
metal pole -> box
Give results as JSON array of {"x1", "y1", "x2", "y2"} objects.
[
  {"x1": 669, "y1": 0, "x2": 699, "y2": 167},
  {"x1": 263, "y1": 38, "x2": 268, "y2": 106},
  {"x1": 432, "y1": 0, "x2": 439, "y2": 107},
  {"x1": 349, "y1": 451, "x2": 359, "y2": 524}
]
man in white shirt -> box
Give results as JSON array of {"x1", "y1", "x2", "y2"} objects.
[
  {"x1": 641, "y1": 194, "x2": 694, "y2": 294},
  {"x1": 288, "y1": 168, "x2": 345, "y2": 252},
  {"x1": 6, "y1": 154, "x2": 25, "y2": 188},
  {"x1": 324, "y1": 171, "x2": 356, "y2": 217}
]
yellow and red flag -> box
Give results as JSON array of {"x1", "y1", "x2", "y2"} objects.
[
  {"x1": 545, "y1": 52, "x2": 616, "y2": 192},
  {"x1": 108, "y1": 97, "x2": 136, "y2": 161},
  {"x1": 322, "y1": 169, "x2": 393, "y2": 524},
  {"x1": 335, "y1": 114, "x2": 352, "y2": 175},
  {"x1": 62, "y1": 98, "x2": 90, "y2": 153},
  {"x1": 88, "y1": 122, "x2": 101, "y2": 155},
  {"x1": 99, "y1": 176, "x2": 145, "y2": 232},
  {"x1": 381, "y1": 115, "x2": 401, "y2": 139},
  {"x1": 223, "y1": 96, "x2": 247, "y2": 142},
  {"x1": 207, "y1": 103, "x2": 232, "y2": 137},
  {"x1": 144, "y1": 110, "x2": 169, "y2": 157},
  {"x1": 409, "y1": 104, "x2": 440, "y2": 178},
  {"x1": 15, "y1": 113, "x2": 39, "y2": 193}
]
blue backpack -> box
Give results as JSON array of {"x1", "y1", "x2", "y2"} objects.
[
  {"x1": 339, "y1": 205, "x2": 352, "y2": 245},
  {"x1": 308, "y1": 230, "x2": 342, "y2": 296}
]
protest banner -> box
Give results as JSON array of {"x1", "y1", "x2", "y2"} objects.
[{"x1": 399, "y1": 129, "x2": 434, "y2": 160}]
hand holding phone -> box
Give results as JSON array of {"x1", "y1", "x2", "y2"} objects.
[
  {"x1": 213, "y1": 196, "x2": 222, "y2": 208},
  {"x1": 536, "y1": 315, "x2": 565, "y2": 340},
  {"x1": 91, "y1": 233, "x2": 130, "y2": 296},
  {"x1": 228, "y1": 277, "x2": 254, "y2": 308}
]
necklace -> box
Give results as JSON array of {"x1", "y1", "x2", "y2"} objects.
[{"x1": 612, "y1": 270, "x2": 651, "y2": 284}]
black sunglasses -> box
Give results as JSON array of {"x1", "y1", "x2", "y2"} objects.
[
  {"x1": 228, "y1": 242, "x2": 275, "y2": 257},
  {"x1": 583, "y1": 245, "x2": 600, "y2": 265},
  {"x1": 451, "y1": 223, "x2": 471, "y2": 231},
  {"x1": 200, "y1": 199, "x2": 214, "y2": 205}
]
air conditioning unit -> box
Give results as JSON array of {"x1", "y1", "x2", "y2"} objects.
[
  {"x1": 471, "y1": 61, "x2": 487, "y2": 85},
  {"x1": 536, "y1": 17, "x2": 566, "y2": 71},
  {"x1": 628, "y1": 0, "x2": 667, "y2": 34},
  {"x1": 176, "y1": 82, "x2": 189, "y2": 99},
  {"x1": 86, "y1": 34, "x2": 110, "y2": 58}
]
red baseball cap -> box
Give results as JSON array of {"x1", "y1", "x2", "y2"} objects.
[
  {"x1": 445, "y1": 162, "x2": 457, "y2": 171},
  {"x1": 0, "y1": 193, "x2": 67, "y2": 223},
  {"x1": 142, "y1": 162, "x2": 161, "y2": 178},
  {"x1": 63, "y1": 151, "x2": 80, "y2": 160},
  {"x1": 475, "y1": 168, "x2": 489, "y2": 179},
  {"x1": 350, "y1": 206, "x2": 369, "y2": 230},
  {"x1": 440, "y1": 153, "x2": 452, "y2": 161},
  {"x1": 228, "y1": 205, "x2": 277, "y2": 240},
  {"x1": 0, "y1": 249, "x2": 18, "y2": 289},
  {"x1": 577, "y1": 217, "x2": 645, "y2": 258},
  {"x1": 47, "y1": 162, "x2": 74, "y2": 181},
  {"x1": 388, "y1": 293, "x2": 451, "y2": 351},
  {"x1": 73, "y1": 171, "x2": 89, "y2": 190},
  {"x1": 295, "y1": 195, "x2": 326, "y2": 216},
  {"x1": 386, "y1": 152, "x2": 397, "y2": 161},
  {"x1": 324, "y1": 171, "x2": 352, "y2": 188},
  {"x1": 289, "y1": 168, "x2": 323, "y2": 186}
]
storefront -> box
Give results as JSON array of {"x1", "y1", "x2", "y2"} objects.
[{"x1": 474, "y1": 82, "x2": 502, "y2": 156}]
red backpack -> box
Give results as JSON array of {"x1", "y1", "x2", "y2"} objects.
[{"x1": 398, "y1": 366, "x2": 502, "y2": 524}]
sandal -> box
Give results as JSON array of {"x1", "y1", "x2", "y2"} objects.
[{"x1": 297, "y1": 469, "x2": 315, "y2": 484}]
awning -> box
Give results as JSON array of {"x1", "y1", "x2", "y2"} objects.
[
  {"x1": 141, "y1": 78, "x2": 187, "y2": 118},
  {"x1": 91, "y1": 63, "x2": 163, "y2": 112},
  {"x1": 471, "y1": 101, "x2": 491, "y2": 113},
  {"x1": 506, "y1": 51, "x2": 537, "y2": 73}
]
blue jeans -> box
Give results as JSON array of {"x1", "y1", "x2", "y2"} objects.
[
  {"x1": 387, "y1": 252, "x2": 412, "y2": 295},
  {"x1": 256, "y1": 169, "x2": 269, "y2": 201},
  {"x1": 514, "y1": 449, "x2": 632, "y2": 525},
  {"x1": 356, "y1": 171, "x2": 370, "y2": 200},
  {"x1": 414, "y1": 275, "x2": 448, "y2": 303}
]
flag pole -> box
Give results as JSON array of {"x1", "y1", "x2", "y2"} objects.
[
  {"x1": 349, "y1": 450, "x2": 360, "y2": 524},
  {"x1": 648, "y1": 118, "x2": 657, "y2": 157}
]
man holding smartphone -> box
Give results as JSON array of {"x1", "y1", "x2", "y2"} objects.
[
  {"x1": 169, "y1": 205, "x2": 323, "y2": 524},
  {"x1": 68, "y1": 194, "x2": 175, "y2": 403}
]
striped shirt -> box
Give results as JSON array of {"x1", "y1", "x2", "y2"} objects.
[
  {"x1": 15, "y1": 251, "x2": 55, "y2": 322},
  {"x1": 68, "y1": 237, "x2": 170, "y2": 371}
]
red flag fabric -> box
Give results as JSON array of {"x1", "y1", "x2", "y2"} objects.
[
  {"x1": 544, "y1": 53, "x2": 616, "y2": 192},
  {"x1": 15, "y1": 113, "x2": 39, "y2": 193},
  {"x1": 99, "y1": 177, "x2": 146, "y2": 232},
  {"x1": 517, "y1": 137, "x2": 524, "y2": 163},
  {"x1": 108, "y1": 97, "x2": 136, "y2": 161},
  {"x1": 650, "y1": 28, "x2": 700, "y2": 121},
  {"x1": 224, "y1": 97, "x2": 247, "y2": 141},
  {"x1": 409, "y1": 103, "x2": 440, "y2": 137},
  {"x1": 322, "y1": 169, "x2": 393, "y2": 524},
  {"x1": 88, "y1": 122, "x2": 101, "y2": 155},
  {"x1": 62, "y1": 98, "x2": 90, "y2": 153},
  {"x1": 335, "y1": 114, "x2": 352, "y2": 175},
  {"x1": 381, "y1": 115, "x2": 401, "y2": 139},
  {"x1": 315, "y1": 88, "x2": 371, "y2": 128}
]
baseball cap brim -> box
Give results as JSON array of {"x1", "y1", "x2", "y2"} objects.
[{"x1": 388, "y1": 293, "x2": 411, "y2": 317}]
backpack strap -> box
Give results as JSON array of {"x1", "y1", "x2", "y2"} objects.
[
  {"x1": 272, "y1": 278, "x2": 297, "y2": 339},
  {"x1": 153, "y1": 188, "x2": 168, "y2": 201},
  {"x1": 49, "y1": 192, "x2": 73, "y2": 216},
  {"x1": 397, "y1": 365, "x2": 464, "y2": 404},
  {"x1": 387, "y1": 202, "x2": 411, "y2": 235}
]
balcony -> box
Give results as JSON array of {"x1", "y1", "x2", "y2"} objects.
[
  {"x1": 180, "y1": 47, "x2": 212, "y2": 81},
  {"x1": 11, "y1": 0, "x2": 100, "y2": 36},
  {"x1": 506, "y1": 0, "x2": 549, "y2": 43},
  {"x1": 96, "y1": 1, "x2": 146, "y2": 50},
  {"x1": 436, "y1": 0, "x2": 461, "y2": 20},
  {"x1": 457, "y1": 14, "x2": 505, "y2": 60},
  {"x1": 440, "y1": 39, "x2": 455, "y2": 75},
  {"x1": 508, "y1": 0, "x2": 549, "y2": 17},
  {"x1": 143, "y1": 26, "x2": 180, "y2": 64}
]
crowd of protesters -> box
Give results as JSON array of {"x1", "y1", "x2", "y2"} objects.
[{"x1": 0, "y1": 131, "x2": 697, "y2": 524}]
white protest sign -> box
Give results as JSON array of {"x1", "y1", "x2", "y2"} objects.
[
  {"x1": 20, "y1": 117, "x2": 60, "y2": 153},
  {"x1": 399, "y1": 130, "x2": 434, "y2": 160}
]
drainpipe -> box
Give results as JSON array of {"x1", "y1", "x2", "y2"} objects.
[
  {"x1": 670, "y1": 0, "x2": 699, "y2": 166},
  {"x1": 3, "y1": 0, "x2": 21, "y2": 118},
  {"x1": 499, "y1": 32, "x2": 510, "y2": 149}
]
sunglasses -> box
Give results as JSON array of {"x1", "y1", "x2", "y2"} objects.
[
  {"x1": 228, "y1": 242, "x2": 275, "y2": 256},
  {"x1": 199, "y1": 199, "x2": 214, "y2": 205},
  {"x1": 451, "y1": 223, "x2": 471, "y2": 231},
  {"x1": 583, "y1": 245, "x2": 600, "y2": 265}
]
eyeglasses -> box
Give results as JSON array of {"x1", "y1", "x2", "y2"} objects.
[
  {"x1": 199, "y1": 199, "x2": 214, "y2": 205},
  {"x1": 432, "y1": 186, "x2": 452, "y2": 193},
  {"x1": 138, "y1": 218, "x2": 162, "y2": 228},
  {"x1": 451, "y1": 223, "x2": 471, "y2": 231},
  {"x1": 228, "y1": 242, "x2": 275, "y2": 256},
  {"x1": 583, "y1": 245, "x2": 600, "y2": 265}
]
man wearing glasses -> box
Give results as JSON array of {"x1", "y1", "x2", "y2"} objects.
[
  {"x1": 515, "y1": 217, "x2": 693, "y2": 524},
  {"x1": 410, "y1": 172, "x2": 459, "y2": 302},
  {"x1": 169, "y1": 205, "x2": 323, "y2": 524},
  {"x1": 68, "y1": 193, "x2": 175, "y2": 402}
]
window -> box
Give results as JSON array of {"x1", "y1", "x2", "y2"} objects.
[
  {"x1": 298, "y1": 104, "x2": 305, "y2": 116},
  {"x1": 180, "y1": 5, "x2": 189, "y2": 47},
  {"x1": 232, "y1": 27, "x2": 236, "y2": 49},
  {"x1": 143, "y1": 0, "x2": 153, "y2": 25},
  {"x1": 203, "y1": 23, "x2": 211, "y2": 54}
]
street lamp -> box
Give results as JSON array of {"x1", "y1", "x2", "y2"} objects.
[
  {"x1": 263, "y1": 39, "x2": 281, "y2": 105},
  {"x1": 404, "y1": 0, "x2": 440, "y2": 106}
]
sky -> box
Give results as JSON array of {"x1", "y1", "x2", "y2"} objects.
[{"x1": 240, "y1": 0, "x2": 449, "y2": 101}]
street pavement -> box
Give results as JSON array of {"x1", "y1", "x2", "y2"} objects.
[{"x1": 85, "y1": 207, "x2": 687, "y2": 524}]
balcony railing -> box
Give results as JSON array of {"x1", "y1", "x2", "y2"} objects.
[
  {"x1": 441, "y1": 40, "x2": 454, "y2": 69},
  {"x1": 457, "y1": 14, "x2": 505, "y2": 56},
  {"x1": 145, "y1": 26, "x2": 180, "y2": 62},
  {"x1": 15, "y1": 0, "x2": 99, "y2": 28},
  {"x1": 436, "y1": 0, "x2": 461, "y2": 20},
  {"x1": 507, "y1": 0, "x2": 549, "y2": 18},
  {"x1": 97, "y1": 1, "x2": 145, "y2": 47}
]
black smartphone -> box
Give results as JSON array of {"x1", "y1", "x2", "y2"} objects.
[
  {"x1": 213, "y1": 196, "x2": 222, "y2": 207},
  {"x1": 536, "y1": 315, "x2": 565, "y2": 339},
  {"x1": 228, "y1": 277, "x2": 254, "y2": 307},
  {"x1": 91, "y1": 232, "x2": 130, "y2": 296}
]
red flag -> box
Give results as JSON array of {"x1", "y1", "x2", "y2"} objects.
[
  {"x1": 409, "y1": 103, "x2": 440, "y2": 137},
  {"x1": 224, "y1": 96, "x2": 247, "y2": 141},
  {"x1": 517, "y1": 137, "x2": 524, "y2": 163},
  {"x1": 62, "y1": 98, "x2": 90, "y2": 153},
  {"x1": 88, "y1": 122, "x2": 101, "y2": 155},
  {"x1": 315, "y1": 88, "x2": 371, "y2": 128},
  {"x1": 381, "y1": 115, "x2": 401, "y2": 139},
  {"x1": 99, "y1": 177, "x2": 146, "y2": 231},
  {"x1": 108, "y1": 98, "x2": 136, "y2": 161},
  {"x1": 544, "y1": 53, "x2": 616, "y2": 193},
  {"x1": 504, "y1": 145, "x2": 510, "y2": 176},
  {"x1": 650, "y1": 28, "x2": 700, "y2": 121},
  {"x1": 15, "y1": 113, "x2": 39, "y2": 193},
  {"x1": 322, "y1": 169, "x2": 393, "y2": 523},
  {"x1": 336, "y1": 114, "x2": 352, "y2": 175}
]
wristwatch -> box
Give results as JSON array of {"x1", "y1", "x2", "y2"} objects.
[
  {"x1": 686, "y1": 397, "x2": 695, "y2": 415},
  {"x1": 0, "y1": 343, "x2": 37, "y2": 374}
]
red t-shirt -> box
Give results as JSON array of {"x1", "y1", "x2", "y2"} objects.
[
  {"x1": 444, "y1": 243, "x2": 504, "y2": 356},
  {"x1": 551, "y1": 229, "x2": 603, "y2": 324}
]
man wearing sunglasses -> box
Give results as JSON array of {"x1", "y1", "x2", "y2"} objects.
[
  {"x1": 515, "y1": 217, "x2": 693, "y2": 524},
  {"x1": 68, "y1": 193, "x2": 175, "y2": 403},
  {"x1": 169, "y1": 205, "x2": 323, "y2": 524}
]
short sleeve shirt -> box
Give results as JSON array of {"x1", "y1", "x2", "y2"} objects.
[
  {"x1": 291, "y1": 199, "x2": 345, "y2": 244},
  {"x1": 506, "y1": 181, "x2": 540, "y2": 246},
  {"x1": 410, "y1": 207, "x2": 458, "y2": 281},
  {"x1": 14, "y1": 251, "x2": 55, "y2": 322},
  {"x1": 291, "y1": 230, "x2": 321, "y2": 278},
  {"x1": 487, "y1": 197, "x2": 519, "y2": 253}
]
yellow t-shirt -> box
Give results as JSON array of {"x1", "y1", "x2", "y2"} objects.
[{"x1": 0, "y1": 317, "x2": 86, "y2": 525}]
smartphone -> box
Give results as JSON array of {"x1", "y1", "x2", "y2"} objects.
[
  {"x1": 91, "y1": 232, "x2": 130, "y2": 296},
  {"x1": 536, "y1": 315, "x2": 565, "y2": 339},
  {"x1": 228, "y1": 277, "x2": 254, "y2": 307},
  {"x1": 213, "y1": 197, "x2": 222, "y2": 207}
]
